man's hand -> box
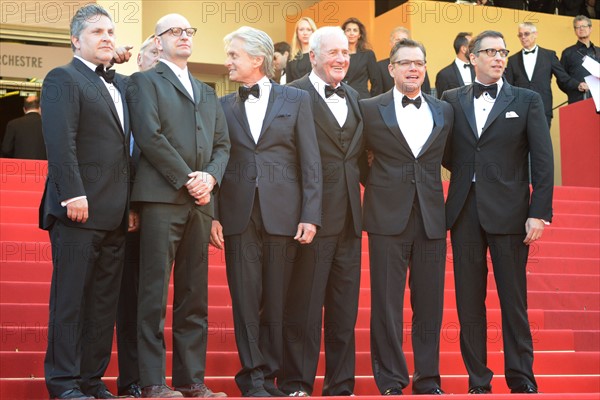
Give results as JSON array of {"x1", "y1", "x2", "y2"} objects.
[
  {"x1": 66, "y1": 198, "x2": 89, "y2": 223},
  {"x1": 578, "y1": 82, "x2": 589, "y2": 92},
  {"x1": 128, "y1": 210, "x2": 140, "y2": 232},
  {"x1": 294, "y1": 223, "x2": 317, "y2": 245},
  {"x1": 210, "y1": 220, "x2": 224, "y2": 249},
  {"x1": 524, "y1": 217, "x2": 545, "y2": 245},
  {"x1": 186, "y1": 171, "x2": 216, "y2": 201},
  {"x1": 112, "y1": 45, "x2": 134, "y2": 65}
]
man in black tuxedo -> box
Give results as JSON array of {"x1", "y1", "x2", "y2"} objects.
[
  {"x1": 127, "y1": 13, "x2": 230, "y2": 399},
  {"x1": 2, "y1": 95, "x2": 46, "y2": 159},
  {"x1": 40, "y1": 5, "x2": 132, "y2": 399},
  {"x1": 115, "y1": 33, "x2": 161, "y2": 399},
  {"x1": 377, "y1": 27, "x2": 431, "y2": 94},
  {"x1": 210, "y1": 26, "x2": 321, "y2": 398},
  {"x1": 441, "y1": 31, "x2": 554, "y2": 395},
  {"x1": 279, "y1": 26, "x2": 364, "y2": 397},
  {"x1": 505, "y1": 23, "x2": 579, "y2": 128},
  {"x1": 360, "y1": 39, "x2": 453, "y2": 396},
  {"x1": 435, "y1": 32, "x2": 475, "y2": 99},
  {"x1": 560, "y1": 15, "x2": 599, "y2": 104}
]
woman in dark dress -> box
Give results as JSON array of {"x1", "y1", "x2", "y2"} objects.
[
  {"x1": 342, "y1": 17, "x2": 382, "y2": 99},
  {"x1": 285, "y1": 17, "x2": 317, "y2": 84}
]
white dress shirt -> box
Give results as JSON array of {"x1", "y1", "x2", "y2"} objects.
[
  {"x1": 160, "y1": 59, "x2": 194, "y2": 100},
  {"x1": 454, "y1": 58, "x2": 473, "y2": 85},
  {"x1": 243, "y1": 75, "x2": 272, "y2": 143},
  {"x1": 393, "y1": 88, "x2": 433, "y2": 157},
  {"x1": 522, "y1": 45, "x2": 538, "y2": 81},
  {"x1": 474, "y1": 78, "x2": 503, "y2": 138},
  {"x1": 309, "y1": 71, "x2": 348, "y2": 127}
]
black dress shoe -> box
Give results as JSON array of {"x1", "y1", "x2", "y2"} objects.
[
  {"x1": 244, "y1": 387, "x2": 272, "y2": 397},
  {"x1": 414, "y1": 387, "x2": 445, "y2": 395},
  {"x1": 511, "y1": 384, "x2": 538, "y2": 393},
  {"x1": 263, "y1": 384, "x2": 286, "y2": 397},
  {"x1": 383, "y1": 387, "x2": 403, "y2": 395},
  {"x1": 118, "y1": 383, "x2": 142, "y2": 398},
  {"x1": 54, "y1": 388, "x2": 94, "y2": 399},
  {"x1": 468, "y1": 386, "x2": 491, "y2": 394},
  {"x1": 93, "y1": 387, "x2": 132, "y2": 398}
]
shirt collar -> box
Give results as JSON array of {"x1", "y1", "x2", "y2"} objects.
[
  {"x1": 454, "y1": 58, "x2": 470, "y2": 69},
  {"x1": 393, "y1": 86, "x2": 422, "y2": 102},
  {"x1": 160, "y1": 59, "x2": 189, "y2": 77},
  {"x1": 309, "y1": 71, "x2": 342, "y2": 100},
  {"x1": 523, "y1": 45, "x2": 538, "y2": 53},
  {"x1": 474, "y1": 78, "x2": 504, "y2": 93},
  {"x1": 245, "y1": 75, "x2": 271, "y2": 99},
  {"x1": 74, "y1": 55, "x2": 104, "y2": 72}
]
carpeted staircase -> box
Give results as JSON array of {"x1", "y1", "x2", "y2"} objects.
[{"x1": 1, "y1": 158, "x2": 599, "y2": 399}]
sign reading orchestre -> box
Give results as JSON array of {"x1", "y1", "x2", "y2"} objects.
[{"x1": 0, "y1": 43, "x2": 72, "y2": 80}]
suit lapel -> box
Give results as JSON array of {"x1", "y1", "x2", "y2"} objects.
[
  {"x1": 452, "y1": 63, "x2": 465, "y2": 85},
  {"x1": 378, "y1": 91, "x2": 412, "y2": 155},
  {"x1": 516, "y1": 52, "x2": 530, "y2": 82},
  {"x1": 344, "y1": 83, "x2": 364, "y2": 157},
  {"x1": 156, "y1": 62, "x2": 194, "y2": 103},
  {"x1": 72, "y1": 59, "x2": 124, "y2": 136},
  {"x1": 459, "y1": 85, "x2": 478, "y2": 139},
  {"x1": 230, "y1": 94, "x2": 254, "y2": 142},
  {"x1": 257, "y1": 83, "x2": 285, "y2": 142},
  {"x1": 417, "y1": 94, "x2": 444, "y2": 157},
  {"x1": 481, "y1": 81, "x2": 515, "y2": 135}
]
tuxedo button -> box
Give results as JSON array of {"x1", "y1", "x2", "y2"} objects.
[
  {"x1": 476, "y1": 147, "x2": 481, "y2": 151},
  {"x1": 411, "y1": 179, "x2": 416, "y2": 184}
]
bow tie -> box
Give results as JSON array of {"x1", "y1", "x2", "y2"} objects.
[
  {"x1": 463, "y1": 63, "x2": 472, "y2": 69},
  {"x1": 325, "y1": 84, "x2": 346, "y2": 98},
  {"x1": 239, "y1": 84, "x2": 260, "y2": 101},
  {"x1": 95, "y1": 64, "x2": 115, "y2": 84},
  {"x1": 524, "y1": 48, "x2": 536, "y2": 55},
  {"x1": 401, "y1": 95, "x2": 422, "y2": 109},
  {"x1": 473, "y1": 82, "x2": 498, "y2": 99}
]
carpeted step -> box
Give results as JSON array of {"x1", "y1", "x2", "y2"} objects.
[
  {"x1": 1, "y1": 375, "x2": 600, "y2": 398},
  {"x1": 2, "y1": 350, "x2": 598, "y2": 379},
  {"x1": 544, "y1": 310, "x2": 600, "y2": 330}
]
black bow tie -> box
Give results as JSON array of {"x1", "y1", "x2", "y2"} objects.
[
  {"x1": 524, "y1": 48, "x2": 536, "y2": 55},
  {"x1": 95, "y1": 64, "x2": 115, "y2": 84},
  {"x1": 401, "y1": 95, "x2": 422, "y2": 109},
  {"x1": 239, "y1": 84, "x2": 260, "y2": 101},
  {"x1": 463, "y1": 63, "x2": 472, "y2": 69},
  {"x1": 325, "y1": 84, "x2": 346, "y2": 98},
  {"x1": 473, "y1": 83, "x2": 498, "y2": 99}
]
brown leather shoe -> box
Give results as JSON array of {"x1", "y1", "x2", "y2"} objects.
[
  {"x1": 141, "y1": 385, "x2": 184, "y2": 398},
  {"x1": 174, "y1": 383, "x2": 227, "y2": 398}
]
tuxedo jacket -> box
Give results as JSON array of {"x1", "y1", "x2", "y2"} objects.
[
  {"x1": 360, "y1": 90, "x2": 454, "y2": 239},
  {"x1": 344, "y1": 50, "x2": 382, "y2": 99},
  {"x1": 289, "y1": 76, "x2": 365, "y2": 237},
  {"x1": 217, "y1": 83, "x2": 322, "y2": 236},
  {"x1": 505, "y1": 47, "x2": 579, "y2": 119},
  {"x1": 127, "y1": 61, "x2": 230, "y2": 215},
  {"x1": 441, "y1": 81, "x2": 554, "y2": 234},
  {"x1": 39, "y1": 58, "x2": 130, "y2": 231},
  {"x1": 435, "y1": 61, "x2": 475, "y2": 99},
  {"x1": 377, "y1": 58, "x2": 432, "y2": 94},
  {"x1": 2, "y1": 112, "x2": 46, "y2": 159}
]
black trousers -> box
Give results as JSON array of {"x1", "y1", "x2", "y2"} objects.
[
  {"x1": 451, "y1": 185, "x2": 536, "y2": 391},
  {"x1": 224, "y1": 193, "x2": 296, "y2": 394},
  {"x1": 281, "y1": 216, "x2": 361, "y2": 395},
  {"x1": 45, "y1": 220, "x2": 125, "y2": 397},
  {"x1": 137, "y1": 202, "x2": 211, "y2": 388},
  {"x1": 369, "y1": 201, "x2": 446, "y2": 394}
]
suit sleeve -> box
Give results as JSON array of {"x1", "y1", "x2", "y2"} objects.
[
  {"x1": 41, "y1": 67, "x2": 86, "y2": 201},
  {"x1": 367, "y1": 50, "x2": 383, "y2": 97},
  {"x1": 295, "y1": 90, "x2": 323, "y2": 227},
  {"x1": 504, "y1": 60, "x2": 515, "y2": 85},
  {"x1": 1, "y1": 121, "x2": 16, "y2": 157},
  {"x1": 435, "y1": 70, "x2": 448, "y2": 99},
  {"x1": 526, "y1": 91, "x2": 554, "y2": 222},
  {"x1": 551, "y1": 51, "x2": 580, "y2": 94},
  {"x1": 205, "y1": 98, "x2": 230, "y2": 186},
  {"x1": 127, "y1": 71, "x2": 193, "y2": 190}
]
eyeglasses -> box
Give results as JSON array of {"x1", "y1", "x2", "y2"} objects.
[
  {"x1": 517, "y1": 32, "x2": 533, "y2": 38},
  {"x1": 574, "y1": 25, "x2": 590, "y2": 30},
  {"x1": 157, "y1": 27, "x2": 197, "y2": 37},
  {"x1": 477, "y1": 48, "x2": 510, "y2": 58},
  {"x1": 392, "y1": 59, "x2": 426, "y2": 68}
]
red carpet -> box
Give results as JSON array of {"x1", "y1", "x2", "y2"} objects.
[{"x1": 1, "y1": 159, "x2": 599, "y2": 399}]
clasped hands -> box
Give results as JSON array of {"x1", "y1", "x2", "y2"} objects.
[{"x1": 186, "y1": 171, "x2": 216, "y2": 206}]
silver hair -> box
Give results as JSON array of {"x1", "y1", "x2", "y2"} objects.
[
  {"x1": 224, "y1": 26, "x2": 274, "y2": 78},
  {"x1": 139, "y1": 34, "x2": 156, "y2": 55},
  {"x1": 518, "y1": 22, "x2": 537, "y2": 33},
  {"x1": 70, "y1": 4, "x2": 112, "y2": 52},
  {"x1": 309, "y1": 26, "x2": 347, "y2": 57}
]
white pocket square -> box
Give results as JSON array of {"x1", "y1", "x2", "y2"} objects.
[{"x1": 505, "y1": 111, "x2": 519, "y2": 118}]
